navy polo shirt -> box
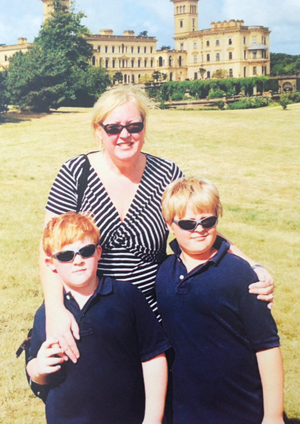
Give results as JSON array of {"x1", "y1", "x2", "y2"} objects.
[
  {"x1": 156, "y1": 238, "x2": 280, "y2": 424},
  {"x1": 28, "y1": 275, "x2": 171, "y2": 424}
]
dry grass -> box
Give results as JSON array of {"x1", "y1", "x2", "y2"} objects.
[{"x1": 0, "y1": 103, "x2": 299, "y2": 422}]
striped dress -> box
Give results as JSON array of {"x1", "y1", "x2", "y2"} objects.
[{"x1": 46, "y1": 152, "x2": 183, "y2": 314}]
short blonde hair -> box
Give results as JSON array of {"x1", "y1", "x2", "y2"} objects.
[
  {"x1": 43, "y1": 212, "x2": 100, "y2": 257},
  {"x1": 91, "y1": 86, "x2": 150, "y2": 136},
  {"x1": 161, "y1": 177, "x2": 223, "y2": 223}
]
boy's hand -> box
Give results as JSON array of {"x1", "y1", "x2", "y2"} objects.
[
  {"x1": 249, "y1": 266, "x2": 274, "y2": 308},
  {"x1": 46, "y1": 307, "x2": 80, "y2": 363}
]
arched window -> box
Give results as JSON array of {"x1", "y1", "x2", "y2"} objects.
[
  {"x1": 169, "y1": 56, "x2": 172, "y2": 66},
  {"x1": 228, "y1": 38, "x2": 232, "y2": 45}
]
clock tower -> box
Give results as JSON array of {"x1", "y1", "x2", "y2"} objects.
[{"x1": 170, "y1": 0, "x2": 199, "y2": 36}]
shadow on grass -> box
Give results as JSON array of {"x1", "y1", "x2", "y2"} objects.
[
  {"x1": 284, "y1": 412, "x2": 300, "y2": 423},
  {"x1": 0, "y1": 109, "x2": 82, "y2": 124}
]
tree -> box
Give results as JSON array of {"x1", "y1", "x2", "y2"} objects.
[
  {"x1": 199, "y1": 68, "x2": 206, "y2": 80},
  {"x1": 5, "y1": 0, "x2": 109, "y2": 111},
  {"x1": 212, "y1": 69, "x2": 228, "y2": 79},
  {"x1": 0, "y1": 69, "x2": 8, "y2": 116},
  {"x1": 152, "y1": 71, "x2": 162, "y2": 82},
  {"x1": 113, "y1": 72, "x2": 123, "y2": 84},
  {"x1": 138, "y1": 31, "x2": 148, "y2": 37},
  {"x1": 160, "y1": 45, "x2": 171, "y2": 51}
]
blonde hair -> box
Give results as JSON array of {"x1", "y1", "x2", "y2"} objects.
[
  {"x1": 161, "y1": 177, "x2": 223, "y2": 223},
  {"x1": 91, "y1": 86, "x2": 150, "y2": 137},
  {"x1": 43, "y1": 212, "x2": 100, "y2": 257}
]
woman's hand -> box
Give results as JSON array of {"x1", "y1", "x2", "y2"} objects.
[
  {"x1": 46, "y1": 306, "x2": 80, "y2": 363},
  {"x1": 249, "y1": 266, "x2": 274, "y2": 308}
]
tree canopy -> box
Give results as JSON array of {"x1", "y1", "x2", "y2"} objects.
[
  {"x1": 5, "y1": 0, "x2": 110, "y2": 112},
  {"x1": 270, "y1": 53, "x2": 300, "y2": 76}
]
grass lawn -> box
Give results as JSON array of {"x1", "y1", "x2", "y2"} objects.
[{"x1": 0, "y1": 103, "x2": 299, "y2": 422}]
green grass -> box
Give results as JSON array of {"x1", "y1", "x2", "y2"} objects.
[{"x1": 1, "y1": 103, "x2": 300, "y2": 422}]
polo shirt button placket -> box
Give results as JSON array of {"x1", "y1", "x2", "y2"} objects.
[{"x1": 179, "y1": 275, "x2": 185, "y2": 281}]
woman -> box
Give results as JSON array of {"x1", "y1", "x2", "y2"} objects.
[{"x1": 41, "y1": 86, "x2": 273, "y2": 362}]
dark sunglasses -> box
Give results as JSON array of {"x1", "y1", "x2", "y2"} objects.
[
  {"x1": 100, "y1": 121, "x2": 144, "y2": 135},
  {"x1": 52, "y1": 244, "x2": 98, "y2": 263},
  {"x1": 172, "y1": 216, "x2": 218, "y2": 231}
]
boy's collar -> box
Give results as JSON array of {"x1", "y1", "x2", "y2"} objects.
[{"x1": 169, "y1": 235, "x2": 230, "y2": 267}]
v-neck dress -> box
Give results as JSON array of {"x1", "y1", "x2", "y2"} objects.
[{"x1": 46, "y1": 152, "x2": 183, "y2": 314}]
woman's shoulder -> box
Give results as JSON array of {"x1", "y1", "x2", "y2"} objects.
[{"x1": 145, "y1": 153, "x2": 182, "y2": 174}]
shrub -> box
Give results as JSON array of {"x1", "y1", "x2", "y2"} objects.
[
  {"x1": 208, "y1": 88, "x2": 226, "y2": 99},
  {"x1": 279, "y1": 93, "x2": 291, "y2": 110}
]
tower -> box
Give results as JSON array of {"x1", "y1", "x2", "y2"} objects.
[
  {"x1": 40, "y1": 0, "x2": 70, "y2": 22},
  {"x1": 170, "y1": 0, "x2": 199, "y2": 36}
]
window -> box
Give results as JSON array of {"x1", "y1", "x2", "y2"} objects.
[
  {"x1": 122, "y1": 44, "x2": 125, "y2": 53},
  {"x1": 180, "y1": 20, "x2": 183, "y2": 28},
  {"x1": 253, "y1": 51, "x2": 257, "y2": 59},
  {"x1": 159, "y1": 57, "x2": 163, "y2": 67},
  {"x1": 144, "y1": 59, "x2": 147, "y2": 67},
  {"x1": 207, "y1": 71, "x2": 211, "y2": 79},
  {"x1": 132, "y1": 75, "x2": 135, "y2": 83},
  {"x1": 124, "y1": 75, "x2": 127, "y2": 83},
  {"x1": 144, "y1": 47, "x2": 147, "y2": 53},
  {"x1": 194, "y1": 72, "x2": 198, "y2": 80},
  {"x1": 151, "y1": 59, "x2": 153, "y2": 67},
  {"x1": 112, "y1": 46, "x2": 115, "y2": 53},
  {"x1": 131, "y1": 59, "x2": 134, "y2": 67},
  {"x1": 228, "y1": 38, "x2": 232, "y2": 45},
  {"x1": 131, "y1": 46, "x2": 134, "y2": 53},
  {"x1": 206, "y1": 54, "x2": 210, "y2": 62},
  {"x1": 138, "y1": 59, "x2": 141, "y2": 67},
  {"x1": 253, "y1": 66, "x2": 257, "y2": 75},
  {"x1": 216, "y1": 53, "x2": 220, "y2": 61},
  {"x1": 137, "y1": 46, "x2": 140, "y2": 53},
  {"x1": 193, "y1": 42, "x2": 197, "y2": 49},
  {"x1": 229, "y1": 52, "x2": 233, "y2": 60},
  {"x1": 244, "y1": 67, "x2": 247, "y2": 77},
  {"x1": 216, "y1": 39, "x2": 220, "y2": 46},
  {"x1": 105, "y1": 46, "x2": 108, "y2": 53},
  {"x1": 150, "y1": 47, "x2": 153, "y2": 53},
  {"x1": 206, "y1": 40, "x2": 210, "y2": 47},
  {"x1": 169, "y1": 56, "x2": 172, "y2": 66},
  {"x1": 4, "y1": 55, "x2": 8, "y2": 61},
  {"x1": 243, "y1": 37, "x2": 246, "y2": 44},
  {"x1": 183, "y1": 5, "x2": 185, "y2": 12},
  {"x1": 244, "y1": 50, "x2": 247, "y2": 59},
  {"x1": 252, "y1": 37, "x2": 257, "y2": 44},
  {"x1": 179, "y1": 56, "x2": 182, "y2": 66},
  {"x1": 122, "y1": 60, "x2": 125, "y2": 68},
  {"x1": 92, "y1": 56, "x2": 96, "y2": 66},
  {"x1": 112, "y1": 59, "x2": 115, "y2": 68},
  {"x1": 170, "y1": 72, "x2": 173, "y2": 81},
  {"x1": 177, "y1": 6, "x2": 179, "y2": 14},
  {"x1": 105, "y1": 59, "x2": 109, "y2": 67},
  {"x1": 194, "y1": 55, "x2": 198, "y2": 63},
  {"x1": 180, "y1": 43, "x2": 184, "y2": 51},
  {"x1": 97, "y1": 46, "x2": 101, "y2": 52},
  {"x1": 229, "y1": 68, "x2": 233, "y2": 78}
]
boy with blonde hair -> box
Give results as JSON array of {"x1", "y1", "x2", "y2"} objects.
[
  {"x1": 27, "y1": 212, "x2": 170, "y2": 424},
  {"x1": 156, "y1": 177, "x2": 284, "y2": 424}
]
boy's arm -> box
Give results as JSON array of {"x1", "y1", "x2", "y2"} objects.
[
  {"x1": 40, "y1": 210, "x2": 80, "y2": 363},
  {"x1": 27, "y1": 339, "x2": 65, "y2": 385},
  {"x1": 256, "y1": 347, "x2": 284, "y2": 424},
  {"x1": 141, "y1": 353, "x2": 168, "y2": 424}
]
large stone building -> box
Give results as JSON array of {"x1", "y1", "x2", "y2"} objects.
[{"x1": 0, "y1": 0, "x2": 271, "y2": 82}]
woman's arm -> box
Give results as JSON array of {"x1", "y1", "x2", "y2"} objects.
[
  {"x1": 141, "y1": 353, "x2": 168, "y2": 424},
  {"x1": 40, "y1": 211, "x2": 80, "y2": 362},
  {"x1": 256, "y1": 348, "x2": 284, "y2": 424}
]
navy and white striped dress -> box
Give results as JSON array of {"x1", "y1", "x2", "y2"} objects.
[{"x1": 46, "y1": 152, "x2": 183, "y2": 314}]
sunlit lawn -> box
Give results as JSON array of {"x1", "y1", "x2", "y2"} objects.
[{"x1": 1, "y1": 102, "x2": 299, "y2": 422}]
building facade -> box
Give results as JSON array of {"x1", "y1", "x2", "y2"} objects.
[{"x1": 0, "y1": 0, "x2": 271, "y2": 82}]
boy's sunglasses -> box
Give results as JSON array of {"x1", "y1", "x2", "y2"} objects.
[
  {"x1": 52, "y1": 244, "x2": 98, "y2": 263},
  {"x1": 172, "y1": 216, "x2": 218, "y2": 231},
  {"x1": 100, "y1": 121, "x2": 144, "y2": 135}
]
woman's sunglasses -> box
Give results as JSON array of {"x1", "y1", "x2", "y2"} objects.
[
  {"x1": 172, "y1": 216, "x2": 218, "y2": 231},
  {"x1": 52, "y1": 244, "x2": 98, "y2": 263},
  {"x1": 100, "y1": 122, "x2": 144, "y2": 135}
]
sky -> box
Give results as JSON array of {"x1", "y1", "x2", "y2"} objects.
[{"x1": 0, "y1": 0, "x2": 300, "y2": 55}]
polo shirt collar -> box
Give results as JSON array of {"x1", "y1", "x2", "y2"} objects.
[{"x1": 169, "y1": 236, "x2": 230, "y2": 269}]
